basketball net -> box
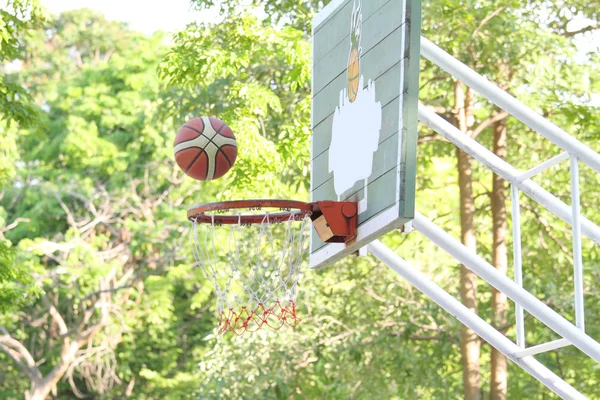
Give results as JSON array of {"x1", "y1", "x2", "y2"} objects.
[{"x1": 190, "y1": 212, "x2": 311, "y2": 335}]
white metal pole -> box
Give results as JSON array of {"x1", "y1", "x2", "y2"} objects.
[
  {"x1": 420, "y1": 36, "x2": 600, "y2": 175},
  {"x1": 515, "y1": 339, "x2": 571, "y2": 358},
  {"x1": 518, "y1": 152, "x2": 570, "y2": 182},
  {"x1": 418, "y1": 104, "x2": 600, "y2": 245},
  {"x1": 412, "y1": 212, "x2": 600, "y2": 363},
  {"x1": 511, "y1": 184, "x2": 526, "y2": 348},
  {"x1": 368, "y1": 240, "x2": 586, "y2": 400},
  {"x1": 570, "y1": 156, "x2": 585, "y2": 331}
]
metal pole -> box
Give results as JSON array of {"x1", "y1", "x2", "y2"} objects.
[
  {"x1": 570, "y1": 156, "x2": 585, "y2": 331},
  {"x1": 420, "y1": 36, "x2": 600, "y2": 175},
  {"x1": 515, "y1": 339, "x2": 571, "y2": 358},
  {"x1": 518, "y1": 152, "x2": 570, "y2": 182},
  {"x1": 412, "y1": 212, "x2": 600, "y2": 363},
  {"x1": 418, "y1": 104, "x2": 600, "y2": 246},
  {"x1": 368, "y1": 240, "x2": 586, "y2": 400},
  {"x1": 511, "y1": 184, "x2": 526, "y2": 348}
]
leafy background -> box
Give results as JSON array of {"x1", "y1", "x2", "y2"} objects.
[{"x1": 0, "y1": 0, "x2": 599, "y2": 398}]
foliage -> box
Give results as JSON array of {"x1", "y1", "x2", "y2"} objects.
[
  {"x1": 0, "y1": 1, "x2": 599, "y2": 399},
  {"x1": 0, "y1": 0, "x2": 46, "y2": 126},
  {"x1": 158, "y1": 14, "x2": 311, "y2": 197},
  {"x1": 0, "y1": 9, "x2": 197, "y2": 398},
  {"x1": 191, "y1": 0, "x2": 322, "y2": 31},
  {"x1": 0, "y1": 0, "x2": 46, "y2": 312}
]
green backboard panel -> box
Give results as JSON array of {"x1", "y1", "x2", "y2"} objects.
[{"x1": 310, "y1": 0, "x2": 421, "y2": 268}]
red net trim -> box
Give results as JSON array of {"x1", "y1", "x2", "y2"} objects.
[{"x1": 218, "y1": 300, "x2": 299, "y2": 335}]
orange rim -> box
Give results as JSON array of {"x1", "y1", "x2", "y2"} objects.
[{"x1": 187, "y1": 199, "x2": 312, "y2": 225}]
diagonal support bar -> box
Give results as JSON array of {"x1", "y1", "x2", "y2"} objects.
[
  {"x1": 418, "y1": 104, "x2": 600, "y2": 246},
  {"x1": 412, "y1": 212, "x2": 600, "y2": 363},
  {"x1": 518, "y1": 152, "x2": 570, "y2": 182},
  {"x1": 515, "y1": 339, "x2": 572, "y2": 358},
  {"x1": 368, "y1": 240, "x2": 586, "y2": 400}
]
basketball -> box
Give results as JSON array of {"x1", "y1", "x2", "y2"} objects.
[
  {"x1": 347, "y1": 47, "x2": 360, "y2": 103},
  {"x1": 173, "y1": 117, "x2": 238, "y2": 181}
]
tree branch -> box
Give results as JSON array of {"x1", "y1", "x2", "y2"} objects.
[
  {"x1": 419, "y1": 133, "x2": 450, "y2": 144},
  {"x1": 408, "y1": 335, "x2": 444, "y2": 341},
  {"x1": 471, "y1": 111, "x2": 509, "y2": 140},
  {"x1": 41, "y1": 294, "x2": 69, "y2": 336},
  {"x1": 54, "y1": 192, "x2": 78, "y2": 229},
  {"x1": 1, "y1": 217, "x2": 30, "y2": 233},
  {"x1": 473, "y1": 7, "x2": 506, "y2": 37},
  {"x1": 564, "y1": 24, "x2": 599, "y2": 37},
  {"x1": 0, "y1": 326, "x2": 42, "y2": 383},
  {"x1": 79, "y1": 282, "x2": 133, "y2": 304},
  {"x1": 76, "y1": 309, "x2": 108, "y2": 345}
]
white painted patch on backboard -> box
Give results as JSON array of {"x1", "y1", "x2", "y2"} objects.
[{"x1": 329, "y1": 76, "x2": 382, "y2": 197}]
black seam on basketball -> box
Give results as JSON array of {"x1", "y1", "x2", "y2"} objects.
[
  {"x1": 182, "y1": 118, "x2": 205, "y2": 138},
  {"x1": 174, "y1": 125, "x2": 205, "y2": 147},
  {"x1": 218, "y1": 145, "x2": 235, "y2": 167},
  {"x1": 185, "y1": 150, "x2": 204, "y2": 174},
  {"x1": 208, "y1": 118, "x2": 228, "y2": 140},
  {"x1": 209, "y1": 118, "x2": 225, "y2": 134},
  {"x1": 174, "y1": 146, "x2": 203, "y2": 156},
  {"x1": 185, "y1": 125, "x2": 219, "y2": 146},
  {"x1": 181, "y1": 124, "x2": 227, "y2": 149},
  {"x1": 181, "y1": 125, "x2": 203, "y2": 135}
]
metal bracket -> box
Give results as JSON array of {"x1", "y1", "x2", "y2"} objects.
[{"x1": 310, "y1": 201, "x2": 358, "y2": 244}]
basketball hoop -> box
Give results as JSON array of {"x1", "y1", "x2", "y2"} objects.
[
  {"x1": 188, "y1": 199, "x2": 357, "y2": 335},
  {"x1": 188, "y1": 200, "x2": 312, "y2": 335}
]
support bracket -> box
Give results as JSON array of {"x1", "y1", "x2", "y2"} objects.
[{"x1": 310, "y1": 201, "x2": 358, "y2": 244}]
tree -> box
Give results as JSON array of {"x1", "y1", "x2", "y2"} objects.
[
  {"x1": 0, "y1": 10, "x2": 191, "y2": 399},
  {"x1": 0, "y1": 0, "x2": 45, "y2": 126},
  {"x1": 0, "y1": 0, "x2": 46, "y2": 312},
  {"x1": 490, "y1": 113, "x2": 508, "y2": 400},
  {"x1": 2, "y1": 1, "x2": 600, "y2": 398},
  {"x1": 454, "y1": 81, "x2": 480, "y2": 400}
]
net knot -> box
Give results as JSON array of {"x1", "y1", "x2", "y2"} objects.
[{"x1": 217, "y1": 300, "x2": 300, "y2": 335}]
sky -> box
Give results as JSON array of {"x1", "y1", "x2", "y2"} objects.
[{"x1": 41, "y1": 0, "x2": 218, "y2": 34}]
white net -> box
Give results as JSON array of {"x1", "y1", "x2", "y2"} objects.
[{"x1": 190, "y1": 210, "x2": 311, "y2": 335}]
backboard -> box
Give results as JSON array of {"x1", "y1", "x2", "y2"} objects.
[{"x1": 310, "y1": 0, "x2": 422, "y2": 269}]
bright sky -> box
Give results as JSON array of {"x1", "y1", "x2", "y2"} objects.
[{"x1": 41, "y1": 0, "x2": 218, "y2": 34}]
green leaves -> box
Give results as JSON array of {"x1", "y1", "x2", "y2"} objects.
[
  {"x1": 0, "y1": 238, "x2": 39, "y2": 312},
  {"x1": 1, "y1": 1, "x2": 599, "y2": 398},
  {"x1": 159, "y1": 12, "x2": 311, "y2": 197},
  {"x1": 0, "y1": 0, "x2": 46, "y2": 127},
  {"x1": 0, "y1": 0, "x2": 46, "y2": 313}
]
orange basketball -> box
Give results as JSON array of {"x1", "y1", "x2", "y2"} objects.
[
  {"x1": 347, "y1": 48, "x2": 360, "y2": 103},
  {"x1": 173, "y1": 117, "x2": 238, "y2": 181}
]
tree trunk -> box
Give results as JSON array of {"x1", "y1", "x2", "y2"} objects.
[
  {"x1": 455, "y1": 81, "x2": 481, "y2": 400},
  {"x1": 27, "y1": 340, "x2": 79, "y2": 400},
  {"x1": 490, "y1": 115, "x2": 508, "y2": 400},
  {"x1": 28, "y1": 389, "x2": 46, "y2": 400}
]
